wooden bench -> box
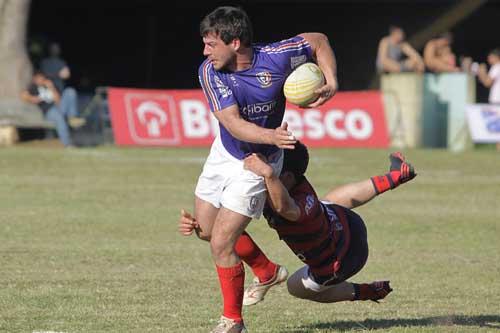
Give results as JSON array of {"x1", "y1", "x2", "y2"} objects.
[{"x1": 0, "y1": 100, "x2": 55, "y2": 146}]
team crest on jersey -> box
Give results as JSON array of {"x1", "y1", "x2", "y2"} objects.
[{"x1": 256, "y1": 71, "x2": 272, "y2": 88}]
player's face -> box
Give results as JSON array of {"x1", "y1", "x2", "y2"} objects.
[{"x1": 203, "y1": 33, "x2": 236, "y2": 70}]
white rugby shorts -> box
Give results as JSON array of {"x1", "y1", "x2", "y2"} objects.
[{"x1": 195, "y1": 136, "x2": 283, "y2": 219}]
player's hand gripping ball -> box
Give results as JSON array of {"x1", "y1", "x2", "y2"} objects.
[{"x1": 284, "y1": 62, "x2": 325, "y2": 107}]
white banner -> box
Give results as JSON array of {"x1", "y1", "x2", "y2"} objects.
[{"x1": 466, "y1": 104, "x2": 500, "y2": 143}]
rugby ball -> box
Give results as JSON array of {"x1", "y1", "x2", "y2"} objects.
[{"x1": 283, "y1": 63, "x2": 325, "y2": 107}]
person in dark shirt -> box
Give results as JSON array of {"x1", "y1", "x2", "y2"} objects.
[
  {"x1": 40, "y1": 43, "x2": 85, "y2": 128},
  {"x1": 242, "y1": 142, "x2": 416, "y2": 303},
  {"x1": 21, "y1": 71, "x2": 73, "y2": 147},
  {"x1": 40, "y1": 43, "x2": 69, "y2": 93}
]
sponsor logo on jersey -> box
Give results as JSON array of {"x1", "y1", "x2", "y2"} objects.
[
  {"x1": 324, "y1": 205, "x2": 339, "y2": 223},
  {"x1": 241, "y1": 100, "x2": 277, "y2": 119},
  {"x1": 229, "y1": 74, "x2": 239, "y2": 87},
  {"x1": 256, "y1": 71, "x2": 272, "y2": 88},
  {"x1": 290, "y1": 55, "x2": 307, "y2": 69},
  {"x1": 214, "y1": 75, "x2": 232, "y2": 98},
  {"x1": 334, "y1": 221, "x2": 343, "y2": 231},
  {"x1": 305, "y1": 194, "x2": 315, "y2": 215}
]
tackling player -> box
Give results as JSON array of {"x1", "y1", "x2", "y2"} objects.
[
  {"x1": 179, "y1": 143, "x2": 416, "y2": 316},
  {"x1": 180, "y1": 145, "x2": 416, "y2": 321},
  {"x1": 191, "y1": 6, "x2": 338, "y2": 333},
  {"x1": 242, "y1": 143, "x2": 416, "y2": 304}
]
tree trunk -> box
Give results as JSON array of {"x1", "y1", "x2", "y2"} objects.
[{"x1": 0, "y1": 0, "x2": 32, "y2": 99}]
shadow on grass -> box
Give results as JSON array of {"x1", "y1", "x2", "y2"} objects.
[{"x1": 283, "y1": 315, "x2": 500, "y2": 332}]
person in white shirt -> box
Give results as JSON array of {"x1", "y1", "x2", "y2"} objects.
[
  {"x1": 478, "y1": 48, "x2": 500, "y2": 104},
  {"x1": 477, "y1": 48, "x2": 500, "y2": 150}
]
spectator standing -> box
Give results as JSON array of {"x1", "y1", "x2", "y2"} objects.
[
  {"x1": 423, "y1": 32, "x2": 461, "y2": 73},
  {"x1": 21, "y1": 71, "x2": 74, "y2": 147},
  {"x1": 376, "y1": 26, "x2": 424, "y2": 73},
  {"x1": 40, "y1": 43, "x2": 84, "y2": 127},
  {"x1": 477, "y1": 48, "x2": 500, "y2": 150},
  {"x1": 477, "y1": 48, "x2": 500, "y2": 105}
]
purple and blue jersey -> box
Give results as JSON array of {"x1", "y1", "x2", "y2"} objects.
[{"x1": 198, "y1": 36, "x2": 313, "y2": 160}]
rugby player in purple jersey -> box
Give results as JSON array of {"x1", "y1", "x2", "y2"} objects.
[{"x1": 185, "y1": 5, "x2": 338, "y2": 333}]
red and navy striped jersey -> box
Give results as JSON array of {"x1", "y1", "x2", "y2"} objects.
[{"x1": 263, "y1": 177, "x2": 350, "y2": 280}]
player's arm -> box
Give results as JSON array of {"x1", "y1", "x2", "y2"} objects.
[
  {"x1": 298, "y1": 32, "x2": 338, "y2": 107},
  {"x1": 477, "y1": 64, "x2": 493, "y2": 87},
  {"x1": 401, "y1": 43, "x2": 424, "y2": 65},
  {"x1": 243, "y1": 154, "x2": 301, "y2": 221},
  {"x1": 20, "y1": 90, "x2": 41, "y2": 104},
  {"x1": 178, "y1": 209, "x2": 200, "y2": 236},
  {"x1": 44, "y1": 79, "x2": 61, "y2": 104},
  {"x1": 213, "y1": 106, "x2": 296, "y2": 149}
]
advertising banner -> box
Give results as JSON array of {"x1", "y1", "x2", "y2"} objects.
[
  {"x1": 108, "y1": 88, "x2": 389, "y2": 148},
  {"x1": 466, "y1": 104, "x2": 500, "y2": 143}
]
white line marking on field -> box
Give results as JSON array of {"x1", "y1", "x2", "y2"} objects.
[
  {"x1": 33, "y1": 331, "x2": 68, "y2": 333},
  {"x1": 354, "y1": 321, "x2": 369, "y2": 330}
]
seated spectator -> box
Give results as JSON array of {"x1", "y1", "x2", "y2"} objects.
[
  {"x1": 424, "y1": 32, "x2": 461, "y2": 73},
  {"x1": 376, "y1": 26, "x2": 424, "y2": 73},
  {"x1": 20, "y1": 71, "x2": 78, "y2": 147},
  {"x1": 40, "y1": 42, "x2": 84, "y2": 128}
]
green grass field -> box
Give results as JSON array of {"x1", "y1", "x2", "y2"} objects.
[{"x1": 1, "y1": 146, "x2": 499, "y2": 333}]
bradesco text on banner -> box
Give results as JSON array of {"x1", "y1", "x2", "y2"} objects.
[{"x1": 107, "y1": 88, "x2": 389, "y2": 148}]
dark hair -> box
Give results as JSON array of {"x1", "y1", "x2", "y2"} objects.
[
  {"x1": 200, "y1": 6, "x2": 253, "y2": 46},
  {"x1": 282, "y1": 141, "x2": 309, "y2": 180},
  {"x1": 33, "y1": 69, "x2": 45, "y2": 77},
  {"x1": 489, "y1": 48, "x2": 500, "y2": 57},
  {"x1": 48, "y1": 42, "x2": 61, "y2": 57},
  {"x1": 438, "y1": 31, "x2": 453, "y2": 42},
  {"x1": 389, "y1": 25, "x2": 402, "y2": 34}
]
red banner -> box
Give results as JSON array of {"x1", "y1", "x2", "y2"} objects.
[{"x1": 108, "y1": 88, "x2": 389, "y2": 147}]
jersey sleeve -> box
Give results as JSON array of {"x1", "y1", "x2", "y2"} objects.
[
  {"x1": 261, "y1": 36, "x2": 314, "y2": 76},
  {"x1": 198, "y1": 60, "x2": 237, "y2": 112}
]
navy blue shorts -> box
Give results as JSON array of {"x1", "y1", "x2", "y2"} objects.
[{"x1": 317, "y1": 206, "x2": 369, "y2": 286}]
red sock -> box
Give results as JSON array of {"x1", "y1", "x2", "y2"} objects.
[
  {"x1": 370, "y1": 171, "x2": 401, "y2": 194},
  {"x1": 216, "y1": 262, "x2": 245, "y2": 323},
  {"x1": 235, "y1": 232, "x2": 277, "y2": 283}
]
